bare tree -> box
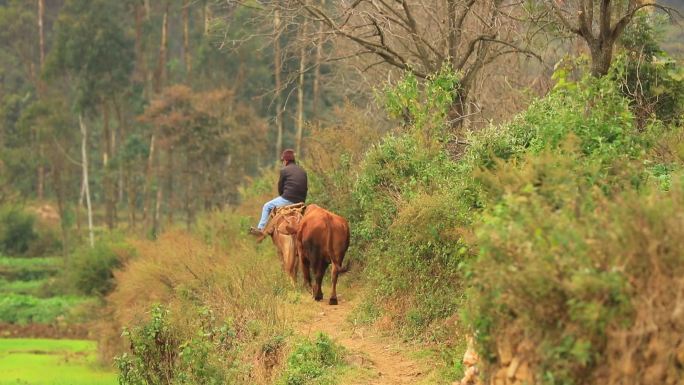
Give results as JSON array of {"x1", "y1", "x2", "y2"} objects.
[
  {"x1": 37, "y1": 0, "x2": 46, "y2": 200},
  {"x1": 311, "y1": 0, "x2": 325, "y2": 120},
  {"x1": 79, "y1": 114, "x2": 95, "y2": 247},
  {"x1": 183, "y1": 0, "x2": 192, "y2": 81},
  {"x1": 295, "y1": 6, "x2": 308, "y2": 155},
  {"x1": 274, "y1": 5, "x2": 285, "y2": 158},
  {"x1": 543, "y1": 0, "x2": 678, "y2": 77},
  {"x1": 290, "y1": 0, "x2": 537, "y2": 129}
]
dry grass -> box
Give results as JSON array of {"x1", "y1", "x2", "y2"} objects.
[{"x1": 98, "y1": 220, "x2": 292, "y2": 385}]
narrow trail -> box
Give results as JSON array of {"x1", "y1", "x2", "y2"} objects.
[{"x1": 288, "y1": 293, "x2": 431, "y2": 385}]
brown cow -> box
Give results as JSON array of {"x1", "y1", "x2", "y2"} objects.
[
  {"x1": 286, "y1": 204, "x2": 350, "y2": 305},
  {"x1": 260, "y1": 204, "x2": 304, "y2": 285}
]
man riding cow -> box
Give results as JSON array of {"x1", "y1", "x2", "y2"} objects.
[{"x1": 249, "y1": 149, "x2": 307, "y2": 237}]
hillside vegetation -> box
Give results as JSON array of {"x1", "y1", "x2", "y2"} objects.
[
  {"x1": 1, "y1": 1, "x2": 683, "y2": 385},
  {"x1": 104, "y1": 51, "x2": 684, "y2": 384}
]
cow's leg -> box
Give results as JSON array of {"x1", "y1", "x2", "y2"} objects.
[
  {"x1": 301, "y1": 256, "x2": 312, "y2": 292},
  {"x1": 329, "y1": 263, "x2": 339, "y2": 305},
  {"x1": 284, "y1": 238, "x2": 297, "y2": 287},
  {"x1": 313, "y1": 260, "x2": 327, "y2": 301}
]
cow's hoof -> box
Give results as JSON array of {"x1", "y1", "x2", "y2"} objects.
[
  {"x1": 329, "y1": 297, "x2": 338, "y2": 305},
  {"x1": 314, "y1": 294, "x2": 323, "y2": 301}
]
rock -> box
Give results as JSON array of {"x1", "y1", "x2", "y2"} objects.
[
  {"x1": 498, "y1": 342, "x2": 513, "y2": 365},
  {"x1": 643, "y1": 363, "x2": 666, "y2": 384},
  {"x1": 464, "y1": 346, "x2": 480, "y2": 366},
  {"x1": 507, "y1": 357, "x2": 521, "y2": 379},
  {"x1": 514, "y1": 362, "x2": 532, "y2": 383},
  {"x1": 493, "y1": 368, "x2": 507, "y2": 385},
  {"x1": 676, "y1": 342, "x2": 684, "y2": 367}
]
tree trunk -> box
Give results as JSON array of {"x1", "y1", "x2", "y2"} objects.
[
  {"x1": 114, "y1": 98, "x2": 128, "y2": 226},
  {"x1": 38, "y1": 0, "x2": 46, "y2": 94},
  {"x1": 127, "y1": 169, "x2": 136, "y2": 230},
  {"x1": 102, "y1": 102, "x2": 115, "y2": 230},
  {"x1": 37, "y1": 144, "x2": 44, "y2": 201},
  {"x1": 183, "y1": 0, "x2": 192, "y2": 82},
  {"x1": 295, "y1": 17, "x2": 308, "y2": 156},
  {"x1": 141, "y1": 133, "x2": 156, "y2": 227},
  {"x1": 37, "y1": 0, "x2": 46, "y2": 200},
  {"x1": 312, "y1": 0, "x2": 325, "y2": 120},
  {"x1": 154, "y1": 2, "x2": 169, "y2": 93},
  {"x1": 184, "y1": 150, "x2": 193, "y2": 231},
  {"x1": 51, "y1": 158, "x2": 68, "y2": 256},
  {"x1": 590, "y1": 42, "x2": 614, "y2": 77},
  {"x1": 274, "y1": 6, "x2": 284, "y2": 159},
  {"x1": 203, "y1": 2, "x2": 212, "y2": 36},
  {"x1": 153, "y1": 177, "x2": 163, "y2": 238},
  {"x1": 134, "y1": 3, "x2": 146, "y2": 83},
  {"x1": 166, "y1": 147, "x2": 174, "y2": 226},
  {"x1": 79, "y1": 114, "x2": 95, "y2": 248}
]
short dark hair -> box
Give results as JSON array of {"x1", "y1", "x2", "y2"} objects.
[{"x1": 281, "y1": 149, "x2": 295, "y2": 163}]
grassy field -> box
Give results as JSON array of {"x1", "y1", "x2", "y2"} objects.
[{"x1": 0, "y1": 338, "x2": 116, "y2": 385}]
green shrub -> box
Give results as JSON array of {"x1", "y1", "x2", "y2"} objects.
[
  {"x1": 65, "y1": 233, "x2": 133, "y2": 296},
  {"x1": 0, "y1": 205, "x2": 62, "y2": 257},
  {"x1": 277, "y1": 333, "x2": 345, "y2": 385},
  {"x1": 618, "y1": 13, "x2": 684, "y2": 127},
  {"x1": 463, "y1": 145, "x2": 684, "y2": 384},
  {"x1": 0, "y1": 206, "x2": 37, "y2": 256},
  {"x1": 352, "y1": 134, "x2": 457, "y2": 244},
  {"x1": 363, "y1": 189, "x2": 472, "y2": 338},
  {"x1": 462, "y1": 69, "x2": 665, "y2": 177}
]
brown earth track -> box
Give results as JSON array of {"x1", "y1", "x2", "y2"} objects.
[
  {"x1": 0, "y1": 323, "x2": 90, "y2": 339},
  {"x1": 289, "y1": 293, "x2": 429, "y2": 385}
]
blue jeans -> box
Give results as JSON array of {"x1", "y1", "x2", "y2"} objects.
[{"x1": 258, "y1": 196, "x2": 294, "y2": 230}]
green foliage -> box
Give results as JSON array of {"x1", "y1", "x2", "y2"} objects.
[
  {"x1": 467, "y1": 71, "x2": 644, "y2": 170},
  {"x1": 463, "y1": 141, "x2": 684, "y2": 384},
  {"x1": 117, "y1": 305, "x2": 235, "y2": 385},
  {"x1": 0, "y1": 293, "x2": 89, "y2": 325},
  {"x1": 45, "y1": 0, "x2": 133, "y2": 112},
  {"x1": 383, "y1": 64, "x2": 459, "y2": 142},
  {"x1": 352, "y1": 134, "x2": 457, "y2": 244},
  {"x1": 117, "y1": 305, "x2": 181, "y2": 385},
  {"x1": 65, "y1": 233, "x2": 133, "y2": 296},
  {"x1": 0, "y1": 206, "x2": 37, "y2": 256},
  {"x1": 277, "y1": 333, "x2": 345, "y2": 385},
  {"x1": 0, "y1": 205, "x2": 62, "y2": 257},
  {"x1": 325, "y1": 56, "x2": 684, "y2": 384},
  {"x1": 614, "y1": 13, "x2": 684, "y2": 127}
]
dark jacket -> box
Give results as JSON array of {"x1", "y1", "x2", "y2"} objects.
[{"x1": 278, "y1": 162, "x2": 308, "y2": 203}]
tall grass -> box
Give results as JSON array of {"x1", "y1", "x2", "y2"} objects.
[{"x1": 103, "y1": 210, "x2": 296, "y2": 384}]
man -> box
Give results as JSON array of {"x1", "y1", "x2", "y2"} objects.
[{"x1": 249, "y1": 149, "x2": 307, "y2": 236}]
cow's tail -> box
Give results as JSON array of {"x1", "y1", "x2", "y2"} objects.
[
  {"x1": 337, "y1": 260, "x2": 352, "y2": 274},
  {"x1": 336, "y1": 218, "x2": 352, "y2": 275},
  {"x1": 323, "y1": 213, "x2": 349, "y2": 275}
]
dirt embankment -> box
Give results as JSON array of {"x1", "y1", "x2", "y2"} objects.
[{"x1": 0, "y1": 323, "x2": 90, "y2": 339}]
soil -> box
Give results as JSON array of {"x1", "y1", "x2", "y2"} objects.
[
  {"x1": 0, "y1": 323, "x2": 90, "y2": 339},
  {"x1": 288, "y1": 292, "x2": 430, "y2": 385}
]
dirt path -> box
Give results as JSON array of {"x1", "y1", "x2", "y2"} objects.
[{"x1": 289, "y1": 294, "x2": 430, "y2": 385}]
